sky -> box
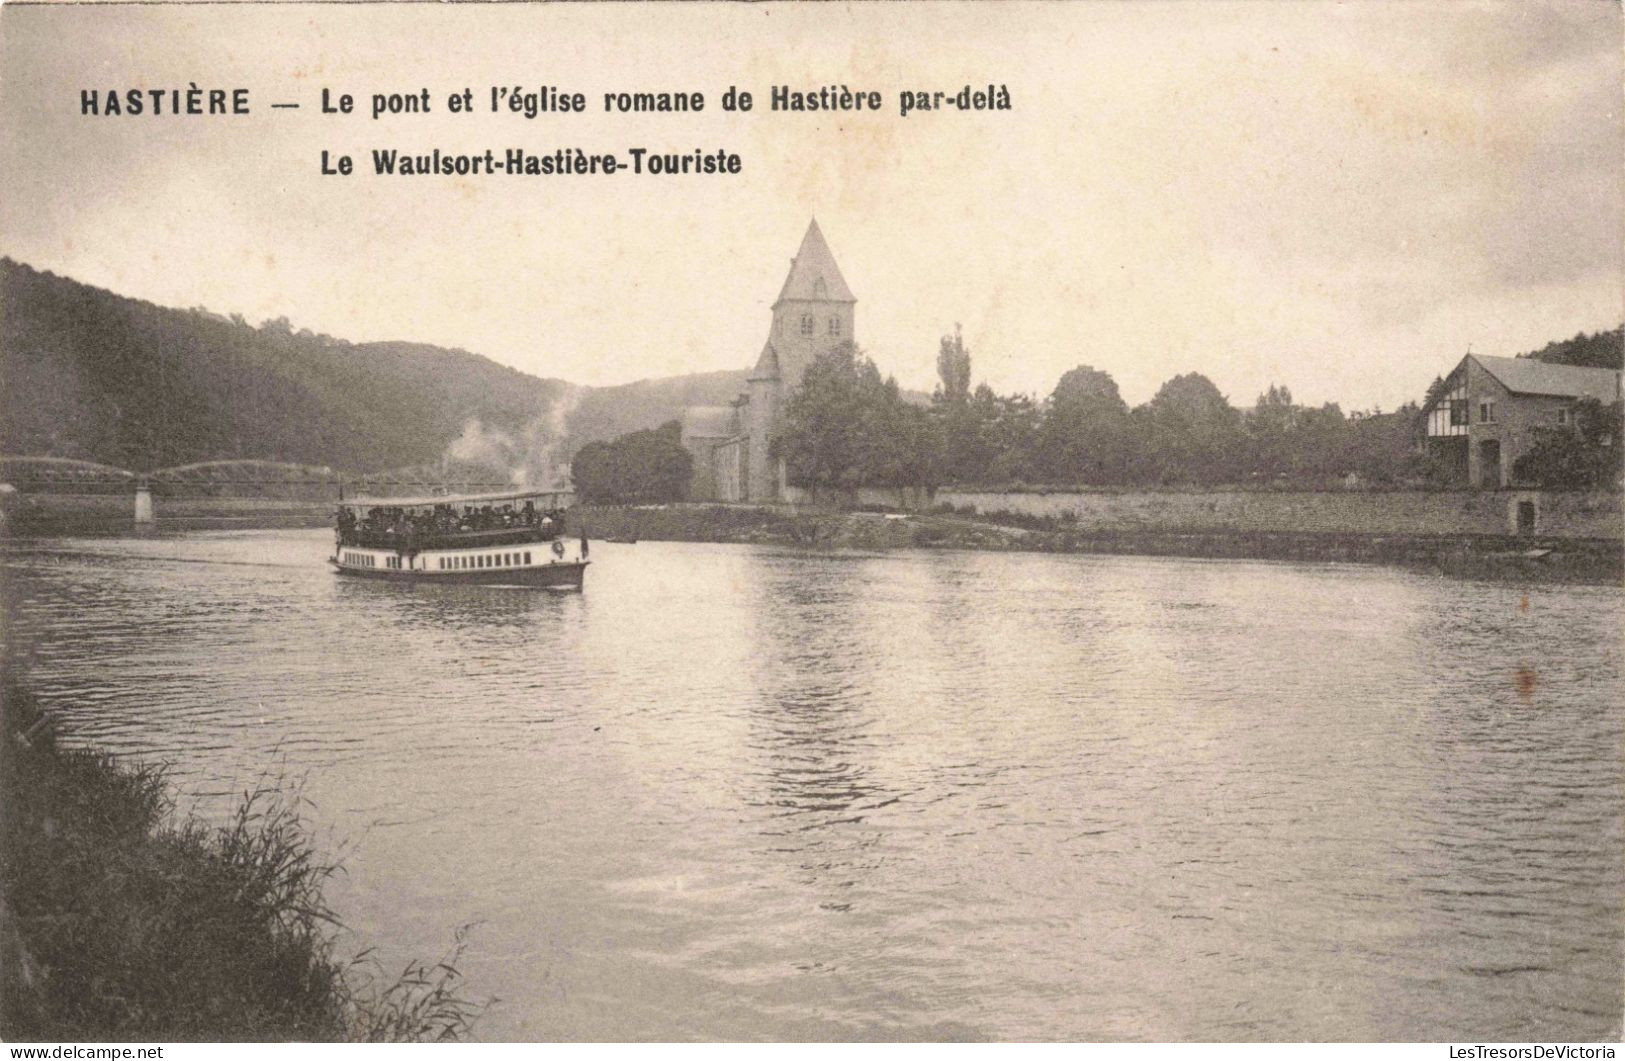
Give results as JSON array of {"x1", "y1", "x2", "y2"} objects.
[{"x1": 0, "y1": 1, "x2": 1620, "y2": 412}]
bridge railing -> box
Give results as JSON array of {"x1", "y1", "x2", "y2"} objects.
[{"x1": 1, "y1": 456, "x2": 570, "y2": 520}]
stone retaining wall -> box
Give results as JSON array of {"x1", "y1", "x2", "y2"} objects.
[{"x1": 935, "y1": 488, "x2": 1623, "y2": 540}]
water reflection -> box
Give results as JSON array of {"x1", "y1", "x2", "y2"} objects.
[
  {"x1": 742, "y1": 553, "x2": 893, "y2": 904},
  {"x1": 2, "y1": 532, "x2": 1620, "y2": 1041},
  {"x1": 335, "y1": 576, "x2": 585, "y2": 631}
]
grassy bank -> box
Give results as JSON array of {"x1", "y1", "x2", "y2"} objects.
[
  {"x1": 0, "y1": 676, "x2": 480, "y2": 1042},
  {"x1": 573, "y1": 504, "x2": 1624, "y2": 584}
]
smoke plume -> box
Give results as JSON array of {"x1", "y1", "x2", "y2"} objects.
[{"x1": 444, "y1": 387, "x2": 583, "y2": 489}]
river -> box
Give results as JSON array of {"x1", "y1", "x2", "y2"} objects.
[{"x1": 2, "y1": 530, "x2": 1620, "y2": 1041}]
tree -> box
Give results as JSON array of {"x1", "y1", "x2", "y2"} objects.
[
  {"x1": 774, "y1": 343, "x2": 942, "y2": 489},
  {"x1": 1512, "y1": 399, "x2": 1624, "y2": 488},
  {"x1": 981, "y1": 385, "x2": 1042, "y2": 482},
  {"x1": 1035, "y1": 365, "x2": 1133, "y2": 483},
  {"x1": 1245, "y1": 384, "x2": 1298, "y2": 480},
  {"x1": 570, "y1": 420, "x2": 693, "y2": 504},
  {"x1": 935, "y1": 325, "x2": 972, "y2": 405},
  {"x1": 932, "y1": 326, "x2": 980, "y2": 479},
  {"x1": 1341, "y1": 404, "x2": 1426, "y2": 485},
  {"x1": 1138, "y1": 372, "x2": 1244, "y2": 484}
]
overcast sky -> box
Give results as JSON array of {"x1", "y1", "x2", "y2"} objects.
[{"x1": 1, "y1": 1, "x2": 1619, "y2": 411}]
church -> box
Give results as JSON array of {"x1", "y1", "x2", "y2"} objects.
[{"x1": 680, "y1": 219, "x2": 856, "y2": 502}]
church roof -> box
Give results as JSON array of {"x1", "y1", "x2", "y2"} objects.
[
  {"x1": 773, "y1": 219, "x2": 855, "y2": 307},
  {"x1": 748, "y1": 339, "x2": 780, "y2": 381}
]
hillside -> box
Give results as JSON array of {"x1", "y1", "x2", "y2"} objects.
[
  {"x1": 0, "y1": 258, "x2": 932, "y2": 475},
  {"x1": 565, "y1": 370, "x2": 751, "y2": 446},
  {"x1": 1519, "y1": 326, "x2": 1623, "y2": 370},
  {"x1": 0, "y1": 258, "x2": 572, "y2": 472}
]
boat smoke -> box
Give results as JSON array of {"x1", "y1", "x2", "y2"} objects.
[{"x1": 444, "y1": 387, "x2": 582, "y2": 490}]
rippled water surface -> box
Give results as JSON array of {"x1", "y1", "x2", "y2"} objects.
[{"x1": 3, "y1": 530, "x2": 1621, "y2": 1041}]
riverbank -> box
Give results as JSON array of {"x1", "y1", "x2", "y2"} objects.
[
  {"x1": 0, "y1": 674, "x2": 479, "y2": 1042},
  {"x1": 573, "y1": 504, "x2": 1624, "y2": 584},
  {"x1": 5, "y1": 494, "x2": 1617, "y2": 584}
]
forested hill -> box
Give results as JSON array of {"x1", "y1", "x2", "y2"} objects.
[
  {"x1": 566, "y1": 370, "x2": 751, "y2": 446},
  {"x1": 1519, "y1": 326, "x2": 1623, "y2": 370},
  {"x1": 1, "y1": 258, "x2": 932, "y2": 473},
  {"x1": 0, "y1": 258, "x2": 575, "y2": 472}
]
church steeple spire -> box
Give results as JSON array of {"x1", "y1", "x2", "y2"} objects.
[
  {"x1": 773, "y1": 218, "x2": 855, "y2": 309},
  {"x1": 759, "y1": 219, "x2": 857, "y2": 390}
]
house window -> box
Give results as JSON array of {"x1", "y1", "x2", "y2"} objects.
[
  {"x1": 1448, "y1": 400, "x2": 1468, "y2": 427},
  {"x1": 1557, "y1": 407, "x2": 1571, "y2": 427},
  {"x1": 1479, "y1": 401, "x2": 1496, "y2": 424},
  {"x1": 800, "y1": 315, "x2": 814, "y2": 336},
  {"x1": 524, "y1": 551, "x2": 532, "y2": 564},
  {"x1": 828, "y1": 317, "x2": 840, "y2": 336}
]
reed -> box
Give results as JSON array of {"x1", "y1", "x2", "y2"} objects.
[{"x1": 0, "y1": 672, "x2": 483, "y2": 1042}]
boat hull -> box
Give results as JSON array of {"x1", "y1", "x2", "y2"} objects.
[{"x1": 330, "y1": 558, "x2": 588, "y2": 590}]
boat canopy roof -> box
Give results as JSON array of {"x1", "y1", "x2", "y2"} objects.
[{"x1": 340, "y1": 488, "x2": 574, "y2": 511}]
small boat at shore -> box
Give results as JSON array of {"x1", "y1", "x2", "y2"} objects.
[{"x1": 330, "y1": 489, "x2": 588, "y2": 590}]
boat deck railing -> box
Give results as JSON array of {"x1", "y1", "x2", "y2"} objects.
[{"x1": 338, "y1": 525, "x2": 565, "y2": 551}]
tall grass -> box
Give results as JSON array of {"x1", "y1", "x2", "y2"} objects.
[{"x1": 0, "y1": 672, "x2": 483, "y2": 1042}]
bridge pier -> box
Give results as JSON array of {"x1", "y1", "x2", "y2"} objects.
[{"x1": 134, "y1": 482, "x2": 154, "y2": 525}]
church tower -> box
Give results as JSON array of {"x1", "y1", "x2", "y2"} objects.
[{"x1": 745, "y1": 219, "x2": 856, "y2": 500}]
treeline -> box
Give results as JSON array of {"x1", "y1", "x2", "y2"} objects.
[
  {"x1": 1518, "y1": 326, "x2": 1623, "y2": 370},
  {"x1": 0, "y1": 258, "x2": 567, "y2": 472},
  {"x1": 773, "y1": 331, "x2": 1422, "y2": 491},
  {"x1": 571, "y1": 420, "x2": 693, "y2": 504}
]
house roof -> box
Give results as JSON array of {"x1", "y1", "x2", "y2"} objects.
[
  {"x1": 1471, "y1": 354, "x2": 1620, "y2": 402},
  {"x1": 773, "y1": 219, "x2": 855, "y2": 307},
  {"x1": 680, "y1": 406, "x2": 738, "y2": 438}
]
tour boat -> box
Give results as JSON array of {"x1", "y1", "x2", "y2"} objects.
[{"x1": 330, "y1": 489, "x2": 588, "y2": 590}]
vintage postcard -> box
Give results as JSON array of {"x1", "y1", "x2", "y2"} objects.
[{"x1": 0, "y1": 0, "x2": 1620, "y2": 1047}]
